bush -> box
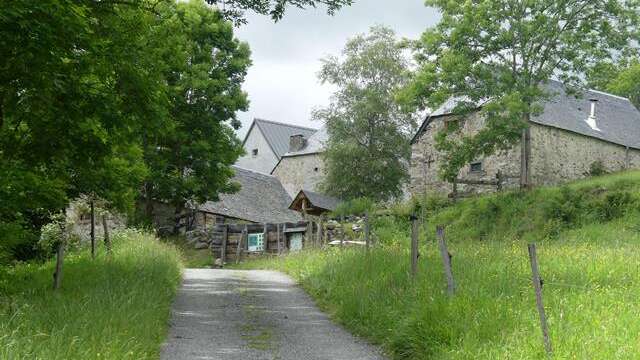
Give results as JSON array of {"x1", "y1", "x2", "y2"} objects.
[
  {"x1": 0, "y1": 222, "x2": 38, "y2": 265},
  {"x1": 588, "y1": 160, "x2": 608, "y2": 177}
]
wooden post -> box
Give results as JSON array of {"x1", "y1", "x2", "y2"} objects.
[
  {"x1": 276, "y1": 223, "x2": 281, "y2": 255},
  {"x1": 528, "y1": 243, "x2": 552, "y2": 355},
  {"x1": 263, "y1": 223, "x2": 268, "y2": 252},
  {"x1": 102, "y1": 214, "x2": 111, "y2": 254},
  {"x1": 282, "y1": 223, "x2": 287, "y2": 253},
  {"x1": 236, "y1": 226, "x2": 246, "y2": 264},
  {"x1": 437, "y1": 226, "x2": 455, "y2": 296},
  {"x1": 221, "y1": 224, "x2": 228, "y2": 265},
  {"x1": 410, "y1": 213, "x2": 419, "y2": 279},
  {"x1": 53, "y1": 223, "x2": 66, "y2": 290},
  {"x1": 364, "y1": 211, "x2": 370, "y2": 251},
  {"x1": 90, "y1": 200, "x2": 95, "y2": 259}
]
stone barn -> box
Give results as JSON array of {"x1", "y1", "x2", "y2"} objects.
[{"x1": 410, "y1": 81, "x2": 640, "y2": 197}]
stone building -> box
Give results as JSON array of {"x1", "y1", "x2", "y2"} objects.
[
  {"x1": 410, "y1": 81, "x2": 640, "y2": 196},
  {"x1": 272, "y1": 127, "x2": 328, "y2": 197},
  {"x1": 235, "y1": 118, "x2": 317, "y2": 174}
]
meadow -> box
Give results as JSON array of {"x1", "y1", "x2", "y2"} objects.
[
  {"x1": 236, "y1": 171, "x2": 640, "y2": 359},
  {"x1": 0, "y1": 230, "x2": 183, "y2": 359}
]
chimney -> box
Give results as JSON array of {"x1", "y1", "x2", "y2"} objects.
[
  {"x1": 289, "y1": 134, "x2": 307, "y2": 152},
  {"x1": 586, "y1": 98, "x2": 601, "y2": 131}
]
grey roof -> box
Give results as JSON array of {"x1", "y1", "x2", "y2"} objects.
[
  {"x1": 248, "y1": 119, "x2": 318, "y2": 159},
  {"x1": 282, "y1": 126, "x2": 329, "y2": 157},
  {"x1": 199, "y1": 166, "x2": 302, "y2": 223},
  {"x1": 292, "y1": 189, "x2": 341, "y2": 212},
  {"x1": 412, "y1": 81, "x2": 640, "y2": 149}
]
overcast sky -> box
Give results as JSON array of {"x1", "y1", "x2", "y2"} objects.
[{"x1": 233, "y1": 0, "x2": 440, "y2": 138}]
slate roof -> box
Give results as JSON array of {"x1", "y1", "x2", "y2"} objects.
[
  {"x1": 412, "y1": 81, "x2": 640, "y2": 149},
  {"x1": 282, "y1": 126, "x2": 329, "y2": 157},
  {"x1": 246, "y1": 118, "x2": 318, "y2": 159},
  {"x1": 198, "y1": 166, "x2": 302, "y2": 223},
  {"x1": 289, "y1": 189, "x2": 341, "y2": 213}
]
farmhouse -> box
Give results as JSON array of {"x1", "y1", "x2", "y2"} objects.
[
  {"x1": 272, "y1": 126, "x2": 328, "y2": 197},
  {"x1": 236, "y1": 118, "x2": 318, "y2": 174},
  {"x1": 410, "y1": 81, "x2": 640, "y2": 196}
]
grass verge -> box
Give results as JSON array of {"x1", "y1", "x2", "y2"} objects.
[
  {"x1": 0, "y1": 229, "x2": 183, "y2": 359},
  {"x1": 236, "y1": 171, "x2": 640, "y2": 359}
]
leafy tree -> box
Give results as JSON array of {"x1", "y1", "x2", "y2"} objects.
[
  {"x1": 142, "y1": 0, "x2": 251, "y2": 229},
  {"x1": 205, "y1": 0, "x2": 352, "y2": 24},
  {"x1": 588, "y1": 60, "x2": 640, "y2": 110},
  {"x1": 314, "y1": 26, "x2": 417, "y2": 202},
  {"x1": 401, "y1": 0, "x2": 640, "y2": 185}
]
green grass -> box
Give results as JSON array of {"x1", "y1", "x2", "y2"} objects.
[
  {"x1": 161, "y1": 235, "x2": 212, "y2": 268},
  {"x1": 0, "y1": 229, "x2": 183, "y2": 359},
  {"x1": 236, "y1": 171, "x2": 640, "y2": 359}
]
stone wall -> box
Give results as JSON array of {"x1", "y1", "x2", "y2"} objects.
[
  {"x1": 272, "y1": 153, "x2": 325, "y2": 197},
  {"x1": 410, "y1": 113, "x2": 640, "y2": 197}
]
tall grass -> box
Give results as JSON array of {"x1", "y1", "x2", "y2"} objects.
[
  {"x1": 0, "y1": 229, "x2": 183, "y2": 359},
  {"x1": 237, "y1": 171, "x2": 640, "y2": 359}
]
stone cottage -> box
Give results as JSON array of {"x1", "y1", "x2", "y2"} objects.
[
  {"x1": 271, "y1": 127, "x2": 328, "y2": 198},
  {"x1": 410, "y1": 81, "x2": 640, "y2": 196},
  {"x1": 235, "y1": 118, "x2": 318, "y2": 174}
]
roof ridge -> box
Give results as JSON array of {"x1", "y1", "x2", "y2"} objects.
[
  {"x1": 587, "y1": 89, "x2": 631, "y2": 102},
  {"x1": 232, "y1": 165, "x2": 277, "y2": 178},
  {"x1": 254, "y1": 118, "x2": 319, "y2": 132}
]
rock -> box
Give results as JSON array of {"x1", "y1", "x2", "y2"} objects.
[
  {"x1": 194, "y1": 241, "x2": 209, "y2": 250},
  {"x1": 214, "y1": 258, "x2": 224, "y2": 268}
]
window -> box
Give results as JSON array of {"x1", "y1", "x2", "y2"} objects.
[
  {"x1": 247, "y1": 233, "x2": 264, "y2": 252},
  {"x1": 470, "y1": 162, "x2": 483, "y2": 173},
  {"x1": 251, "y1": 149, "x2": 258, "y2": 157},
  {"x1": 313, "y1": 167, "x2": 319, "y2": 172}
]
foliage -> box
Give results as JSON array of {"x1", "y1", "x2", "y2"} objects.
[
  {"x1": 315, "y1": 25, "x2": 418, "y2": 201},
  {"x1": 237, "y1": 171, "x2": 640, "y2": 359},
  {"x1": 587, "y1": 160, "x2": 608, "y2": 177},
  {"x1": 143, "y1": 0, "x2": 251, "y2": 222},
  {"x1": 204, "y1": 0, "x2": 352, "y2": 25},
  {"x1": 401, "y1": 0, "x2": 640, "y2": 181},
  {"x1": 588, "y1": 60, "x2": 640, "y2": 110},
  {"x1": 0, "y1": 229, "x2": 182, "y2": 359},
  {"x1": 332, "y1": 197, "x2": 376, "y2": 217}
]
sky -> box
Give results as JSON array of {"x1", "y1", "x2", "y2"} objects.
[{"x1": 233, "y1": 0, "x2": 441, "y2": 138}]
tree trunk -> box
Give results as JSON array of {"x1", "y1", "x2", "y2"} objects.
[
  {"x1": 102, "y1": 214, "x2": 111, "y2": 254},
  {"x1": 144, "y1": 183, "x2": 155, "y2": 224},
  {"x1": 90, "y1": 200, "x2": 96, "y2": 259},
  {"x1": 173, "y1": 204, "x2": 183, "y2": 235},
  {"x1": 520, "y1": 117, "x2": 532, "y2": 189}
]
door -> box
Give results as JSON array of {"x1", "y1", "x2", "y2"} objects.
[{"x1": 289, "y1": 233, "x2": 303, "y2": 252}]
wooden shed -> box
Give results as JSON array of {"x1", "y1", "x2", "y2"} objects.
[{"x1": 289, "y1": 190, "x2": 341, "y2": 216}]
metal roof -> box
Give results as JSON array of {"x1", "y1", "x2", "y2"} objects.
[
  {"x1": 249, "y1": 119, "x2": 318, "y2": 159},
  {"x1": 412, "y1": 81, "x2": 640, "y2": 149},
  {"x1": 198, "y1": 166, "x2": 302, "y2": 223}
]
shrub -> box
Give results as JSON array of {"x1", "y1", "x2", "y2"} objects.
[{"x1": 588, "y1": 160, "x2": 608, "y2": 177}]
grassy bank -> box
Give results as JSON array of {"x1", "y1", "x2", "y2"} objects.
[
  {"x1": 237, "y1": 171, "x2": 640, "y2": 359},
  {"x1": 0, "y1": 229, "x2": 183, "y2": 359}
]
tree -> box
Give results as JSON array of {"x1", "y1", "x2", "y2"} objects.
[
  {"x1": 588, "y1": 60, "x2": 640, "y2": 110},
  {"x1": 314, "y1": 26, "x2": 417, "y2": 202},
  {"x1": 401, "y1": 0, "x2": 640, "y2": 186},
  {"x1": 142, "y1": 0, "x2": 251, "y2": 230},
  {"x1": 205, "y1": 0, "x2": 352, "y2": 25}
]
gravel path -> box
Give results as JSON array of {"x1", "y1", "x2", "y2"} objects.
[{"x1": 160, "y1": 268, "x2": 387, "y2": 360}]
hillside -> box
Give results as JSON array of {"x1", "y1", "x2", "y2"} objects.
[{"x1": 237, "y1": 171, "x2": 640, "y2": 359}]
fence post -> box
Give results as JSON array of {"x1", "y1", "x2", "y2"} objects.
[
  {"x1": 102, "y1": 214, "x2": 111, "y2": 254},
  {"x1": 410, "y1": 213, "x2": 419, "y2": 279},
  {"x1": 276, "y1": 223, "x2": 281, "y2": 255},
  {"x1": 528, "y1": 243, "x2": 553, "y2": 356},
  {"x1": 236, "y1": 226, "x2": 246, "y2": 264},
  {"x1": 263, "y1": 223, "x2": 268, "y2": 252},
  {"x1": 364, "y1": 211, "x2": 370, "y2": 251},
  {"x1": 90, "y1": 200, "x2": 95, "y2": 259},
  {"x1": 437, "y1": 226, "x2": 455, "y2": 296},
  {"x1": 221, "y1": 224, "x2": 228, "y2": 265}
]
